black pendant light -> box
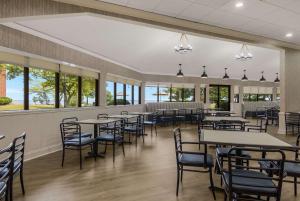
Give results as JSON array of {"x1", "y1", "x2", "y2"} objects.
[
  {"x1": 274, "y1": 73, "x2": 280, "y2": 83},
  {"x1": 201, "y1": 65, "x2": 208, "y2": 78},
  {"x1": 176, "y1": 64, "x2": 184, "y2": 78},
  {"x1": 259, "y1": 71, "x2": 266, "y2": 82},
  {"x1": 223, "y1": 68, "x2": 229, "y2": 80},
  {"x1": 241, "y1": 69, "x2": 248, "y2": 81}
]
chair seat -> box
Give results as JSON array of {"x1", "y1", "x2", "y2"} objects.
[
  {"x1": 284, "y1": 162, "x2": 300, "y2": 177},
  {"x1": 64, "y1": 137, "x2": 94, "y2": 146},
  {"x1": 124, "y1": 126, "x2": 142, "y2": 132},
  {"x1": 96, "y1": 134, "x2": 123, "y2": 142},
  {"x1": 72, "y1": 132, "x2": 92, "y2": 138},
  {"x1": 223, "y1": 169, "x2": 277, "y2": 195},
  {"x1": 143, "y1": 121, "x2": 155, "y2": 125},
  {"x1": 216, "y1": 147, "x2": 251, "y2": 157},
  {"x1": 179, "y1": 153, "x2": 214, "y2": 167}
]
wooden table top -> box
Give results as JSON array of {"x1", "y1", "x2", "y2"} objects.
[
  {"x1": 204, "y1": 116, "x2": 249, "y2": 123},
  {"x1": 201, "y1": 130, "x2": 293, "y2": 149},
  {"x1": 75, "y1": 119, "x2": 118, "y2": 125},
  {"x1": 108, "y1": 114, "x2": 138, "y2": 119},
  {"x1": 129, "y1": 112, "x2": 153, "y2": 115}
]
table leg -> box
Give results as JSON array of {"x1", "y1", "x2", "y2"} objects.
[{"x1": 86, "y1": 124, "x2": 105, "y2": 158}]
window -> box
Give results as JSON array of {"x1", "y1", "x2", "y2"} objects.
[
  {"x1": 133, "y1": 85, "x2": 139, "y2": 104},
  {"x1": 106, "y1": 81, "x2": 115, "y2": 106},
  {"x1": 145, "y1": 85, "x2": 158, "y2": 103},
  {"x1": 0, "y1": 64, "x2": 24, "y2": 111},
  {"x1": 182, "y1": 88, "x2": 195, "y2": 102},
  {"x1": 82, "y1": 77, "x2": 96, "y2": 107},
  {"x1": 200, "y1": 87, "x2": 206, "y2": 103},
  {"x1": 126, "y1": 84, "x2": 132, "y2": 105},
  {"x1": 116, "y1": 82, "x2": 125, "y2": 105},
  {"x1": 171, "y1": 87, "x2": 182, "y2": 102},
  {"x1": 59, "y1": 73, "x2": 78, "y2": 108},
  {"x1": 29, "y1": 67, "x2": 55, "y2": 109},
  {"x1": 158, "y1": 86, "x2": 170, "y2": 102}
]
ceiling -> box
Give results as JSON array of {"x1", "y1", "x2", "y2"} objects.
[
  {"x1": 1, "y1": 14, "x2": 280, "y2": 81},
  {"x1": 97, "y1": 0, "x2": 300, "y2": 45}
]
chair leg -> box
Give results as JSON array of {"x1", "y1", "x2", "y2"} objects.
[
  {"x1": 224, "y1": 191, "x2": 227, "y2": 201},
  {"x1": 79, "y1": 147, "x2": 82, "y2": 170},
  {"x1": 150, "y1": 125, "x2": 153, "y2": 136},
  {"x1": 104, "y1": 142, "x2": 107, "y2": 154},
  {"x1": 209, "y1": 167, "x2": 216, "y2": 200},
  {"x1": 113, "y1": 142, "x2": 115, "y2": 163},
  {"x1": 180, "y1": 168, "x2": 183, "y2": 183},
  {"x1": 9, "y1": 177, "x2": 13, "y2": 201},
  {"x1": 294, "y1": 177, "x2": 297, "y2": 196},
  {"x1": 176, "y1": 166, "x2": 180, "y2": 196},
  {"x1": 135, "y1": 131, "x2": 138, "y2": 147},
  {"x1": 20, "y1": 168, "x2": 25, "y2": 195},
  {"x1": 155, "y1": 125, "x2": 157, "y2": 136},
  {"x1": 122, "y1": 142, "x2": 125, "y2": 157},
  {"x1": 61, "y1": 147, "x2": 65, "y2": 167}
]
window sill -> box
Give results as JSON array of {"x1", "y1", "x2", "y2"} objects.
[{"x1": 0, "y1": 105, "x2": 144, "y2": 117}]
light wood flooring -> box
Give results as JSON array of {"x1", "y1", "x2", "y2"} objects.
[{"x1": 13, "y1": 124, "x2": 300, "y2": 201}]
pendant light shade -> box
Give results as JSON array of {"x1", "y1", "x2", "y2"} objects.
[
  {"x1": 223, "y1": 68, "x2": 229, "y2": 80},
  {"x1": 176, "y1": 64, "x2": 184, "y2": 78},
  {"x1": 274, "y1": 73, "x2": 280, "y2": 83},
  {"x1": 201, "y1": 65, "x2": 208, "y2": 78},
  {"x1": 241, "y1": 69, "x2": 248, "y2": 81},
  {"x1": 259, "y1": 71, "x2": 266, "y2": 82}
]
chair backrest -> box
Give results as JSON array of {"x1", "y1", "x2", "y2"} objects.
[
  {"x1": 121, "y1": 111, "x2": 128, "y2": 115},
  {"x1": 0, "y1": 144, "x2": 14, "y2": 192},
  {"x1": 60, "y1": 122, "x2": 82, "y2": 143},
  {"x1": 12, "y1": 132, "x2": 26, "y2": 173},
  {"x1": 62, "y1": 117, "x2": 78, "y2": 123},
  {"x1": 215, "y1": 121, "x2": 243, "y2": 131},
  {"x1": 285, "y1": 112, "x2": 300, "y2": 124},
  {"x1": 226, "y1": 148, "x2": 285, "y2": 200},
  {"x1": 173, "y1": 128, "x2": 208, "y2": 166},
  {"x1": 173, "y1": 128, "x2": 183, "y2": 164},
  {"x1": 97, "y1": 113, "x2": 108, "y2": 119}
]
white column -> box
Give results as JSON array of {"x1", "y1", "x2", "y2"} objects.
[
  {"x1": 278, "y1": 49, "x2": 300, "y2": 134},
  {"x1": 99, "y1": 72, "x2": 107, "y2": 107},
  {"x1": 140, "y1": 81, "x2": 145, "y2": 105},
  {"x1": 272, "y1": 87, "x2": 277, "y2": 101}
]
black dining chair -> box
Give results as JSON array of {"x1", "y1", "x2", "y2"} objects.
[
  {"x1": 246, "y1": 116, "x2": 268, "y2": 132},
  {"x1": 143, "y1": 112, "x2": 158, "y2": 136},
  {"x1": 120, "y1": 111, "x2": 128, "y2": 115},
  {"x1": 222, "y1": 147, "x2": 285, "y2": 201},
  {"x1": 0, "y1": 144, "x2": 14, "y2": 201},
  {"x1": 9, "y1": 133, "x2": 26, "y2": 201},
  {"x1": 285, "y1": 112, "x2": 300, "y2": 135},
  {"x1": 279, "y1": 134, "x2": 300, "y2": 196},
  {"x1": 124, "y1": 115, "x2": 144, "y2": 145},
  {"x1": 60, "y1": 122, "x2": 95, "y2": 169},
  {"x1": 97, "y1": 113, "x2": 115, "y2": 131},
  {"x1": 175, "y1": 109, "x2": 187, "y2": 126},
  {"x1": 96, "y1": 119, "x2": 125, "y2": 163},
  {"x1": 173, "y1": 128, "x2": 216, "y2": 199},
  {"x1": 62, "y1": 117, "x2": 92, "y2": 138}
]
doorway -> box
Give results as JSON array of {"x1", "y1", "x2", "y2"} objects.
[{"x1": 209, "y1": 85, "x2": 230, "y2": 111}]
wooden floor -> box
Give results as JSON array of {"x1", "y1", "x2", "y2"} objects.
[{"x1": 13, "y1": 124, "x2": 300, "y2": 201}]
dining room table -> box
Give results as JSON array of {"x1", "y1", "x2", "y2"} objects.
[
  {"x1": 203, "y1": 116, "x2": 250, "y2": 130},
  {"x1": 75, "y1": 118, "x2": 119, "y2": 158}
]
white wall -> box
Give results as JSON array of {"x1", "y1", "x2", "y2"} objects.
[{"x1": 0, "y1": 105, "x2": 144, "y2": 161}]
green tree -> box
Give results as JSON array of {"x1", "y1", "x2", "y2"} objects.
[{"x1": 106, "y1": 91, "x2": 113, "y2": 105}]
